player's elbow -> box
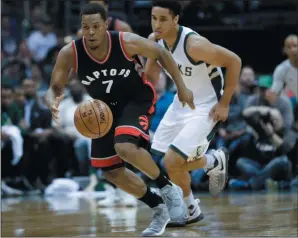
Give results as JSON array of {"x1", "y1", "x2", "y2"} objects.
[
  {"x1": 226, "y1": 52, "x2": 241, "y2": 67},
  {"x1": 235, "y1": 54, "x2": 242, "y2": 67},
  {"x1": 231, "y1": 54, "x2": 242, "y2": 70},
  {"x1": 224, "y1": 53, "x2": 242, "y2": 79}
]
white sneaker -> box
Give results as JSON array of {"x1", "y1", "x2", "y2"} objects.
[
  {"x1": 186, "y1": 199, "x2": 204, "y2": 225},
  {"x1": 167, "y1": 199, "x2": 204, "y2": 227},
  {"x1": 207, "y1": 147, "x2": 229, "y2": 196},
  {"x1": 117, "y1": 188, "x2": 138, "y2": 207}
]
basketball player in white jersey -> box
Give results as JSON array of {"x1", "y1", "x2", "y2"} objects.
[
  {"x1": 145, "y1": 1, "x2": 241, "y2": 226},
  {"x1": 266, "y1": 34, "x2": 298, "y2": 102}
]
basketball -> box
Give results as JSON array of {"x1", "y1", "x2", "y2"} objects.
[{"x1": 74, "y1": 99, "x2": 113, "y2": 139}]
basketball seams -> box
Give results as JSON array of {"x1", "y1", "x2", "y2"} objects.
[
  {"x1": 78, "y1": 103, "x2": 99, "y2": 136},
  {"x1": 89, "y1": 100, "x2": 101, "y2": 136},
  {"x1": 100, "y1": 102, "x2": 111, "y2": 136}
]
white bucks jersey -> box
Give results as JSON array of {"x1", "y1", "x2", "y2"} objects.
[{"x1": 156, "y1": 26, "x2": 224, "y2": 106}]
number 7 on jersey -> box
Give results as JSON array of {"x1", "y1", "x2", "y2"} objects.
[{"x1": 102, "y1": 80, "x2": 113, "y2": 93}]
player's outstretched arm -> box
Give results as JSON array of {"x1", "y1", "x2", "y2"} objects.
[
  {"x1": 186, "y1": 35, "x2": 242, "y2": 106},
  {"x1": 144, "y1": 33, "x2": 162, "y2": 85},
  {"x1": 122, "y1": 32, "x2": 195, "y2": 109},
  {"x1": 46, "y1": 44, "x2": 74, "y2": 124}
]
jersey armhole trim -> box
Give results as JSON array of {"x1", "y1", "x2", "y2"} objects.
[
  {"x1": 184, "y1": 32, "x2": 204, "y2": 66},
  {"x1": 71, "y1": 40, "x2": 78, "y2": 73},
  {"x1": 119, "y1": 32, "x2": 134, "y2": 61}
]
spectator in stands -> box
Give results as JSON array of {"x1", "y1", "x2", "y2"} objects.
[
  {"x1": 216, "y1": 84, "x2": 250, "y2": 171},
  {"x1": 266, "y1": 34, "x2": 298, "y2": 104},
  {"x1": 16, "y1": 40, "x2": 33, "y2": 70},
  {"x1": 1, "y1": 85, "x2": 24, "y2": 196},
  {"x1": 27, "y1": 16, "x2": 57, "y2": 62},
  {"x1": 28, "y1": 4, "x2": 43, "y2": 33},
  {"x1": 30, "y1": 63, "x2": 49, "y2": 93},
  {"x1": 14, "y1": 88, "x2": 25, "y2": 109},
  {"x1": 7, "y1": 79, "x2": 53, "y2": 194},
  {"x1": 239, "y1": 65, "x2": 258, "y2": 100},
  {"x1": 1, "y1": 86, "x2": 23, "y2": 126},
  {"x1": 1, "y1": 14, "x2": 18, "y2": 56},
  {"x1": 2, "y1": 58, "x2": 27, "y2": 87},
  {"x1": 1, "y1": 86, "x2": 23, "y2": 166},
  {"x1": 53, "y1": 79, "x2": 91, "y2": 175},
  {"x1": 229, "y1": 76, "x2": 295, "y2": 190}
]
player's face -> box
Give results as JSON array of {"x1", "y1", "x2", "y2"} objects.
[
  {"x1": 151, "y1": 7, "x2": 178, "y2": 39},
  {"x1": 81, "y1": 14, "x2": 108, "y2": 50},
  {"x1": 240, "y1": 67, "x2": 255, "y2": 86},
  {"x1": 284, "y1": 36, "x2": 298, "y2": 60}
]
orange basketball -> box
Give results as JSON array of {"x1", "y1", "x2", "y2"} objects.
[{"x1": 74, "y1": 99, "x2": 113, "y2": 139}]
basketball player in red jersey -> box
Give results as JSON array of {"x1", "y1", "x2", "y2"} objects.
[
  {"x1": 83, "y1": 0, "x2": 135, "y2": 201},
  {"x1": 46, "y1": 3, "x2": 194, "y2": 236}
]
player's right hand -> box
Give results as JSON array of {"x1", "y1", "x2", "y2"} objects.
[
  {"x1": 177, "y1": 87, "x2": 195, "y2": 110},
  {"x1": 49, "y1": 94, "x2": 64, "y2": 124}
]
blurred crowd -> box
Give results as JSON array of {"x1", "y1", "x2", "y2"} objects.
[{"x1": 1, "y1": 0, "x2": 297, "y2": 198}]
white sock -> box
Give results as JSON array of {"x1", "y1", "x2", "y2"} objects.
[
  {"x1": 204, "y1": 154, "x2": 216, "y2": 170},
  {"x1": 183, "y1": 191, "x2": 196, "y2": 209}
]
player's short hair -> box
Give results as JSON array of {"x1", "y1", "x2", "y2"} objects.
[
  {"x1": 88, "y1": 0, "x2": 109, "y2": 5},
  {"x1": 152, "y1": 1, "x2": 182, "y2": 17},
  {"x1": 80, "y1": 3, "x2": 107, "y2": 21}
]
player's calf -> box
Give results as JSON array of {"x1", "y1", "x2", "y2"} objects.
[
  {"x1": 114, "y1": 142, "x2": 161, "y2": 179},
  {"x1": 163, "y1": 148, "x2": 204, "y2": 227},
  {"x1": 102, "y1": 167, "x2": 147, "y2": 198},
  {"x1": 114, "y1": 142, "x2": 187, "y2": 225},
  {"x1": 164, "y1": 149, "x2": 192, "y2": 196}
]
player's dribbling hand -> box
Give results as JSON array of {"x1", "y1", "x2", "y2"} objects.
[
  {"x1": 178, "y1": 87, "x2": 195, "y2": 110},
  {"x1": 209, "y1": 102, "x2": 229, "y2": 122},
  {"x1": 49, "y1": 94, "x2": 64, "y2": 124}
]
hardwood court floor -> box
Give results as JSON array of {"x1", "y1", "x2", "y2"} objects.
[{"x1": 1, "y1": 192, "x2": 297, "y2": 237}]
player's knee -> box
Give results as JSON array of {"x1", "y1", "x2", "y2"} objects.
[
  {"x1": 114, "y1": 143, "x2": 138, "y2": 162},
  {"x1": 102, "y1": 167, "x2": 125, "y2": 181},
  {"x1": 164, "y1": 149, "x2": 185, "y2": 172}
]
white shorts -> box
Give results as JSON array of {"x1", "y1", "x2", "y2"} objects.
[{"x1": 151, "y1": 103, "x2": 217, "y2": 161}]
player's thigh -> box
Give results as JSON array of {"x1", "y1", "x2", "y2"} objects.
[
  {"x1": 151, "y1": 104, "x2": 183, "y2": 155},
  {"x1": 114, "y1": 101, "x2": 152, "y2": 150},
  {"x1": 171, "y1": 113, "x2": 218, "y2": 161},
  {"x1": 91, "y1": 125, "x2": 125, "y2": 171}
]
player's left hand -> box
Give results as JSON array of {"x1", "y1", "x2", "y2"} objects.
[{"x1": 209, "y1": 102, "x2": 229, "y2": 122}]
